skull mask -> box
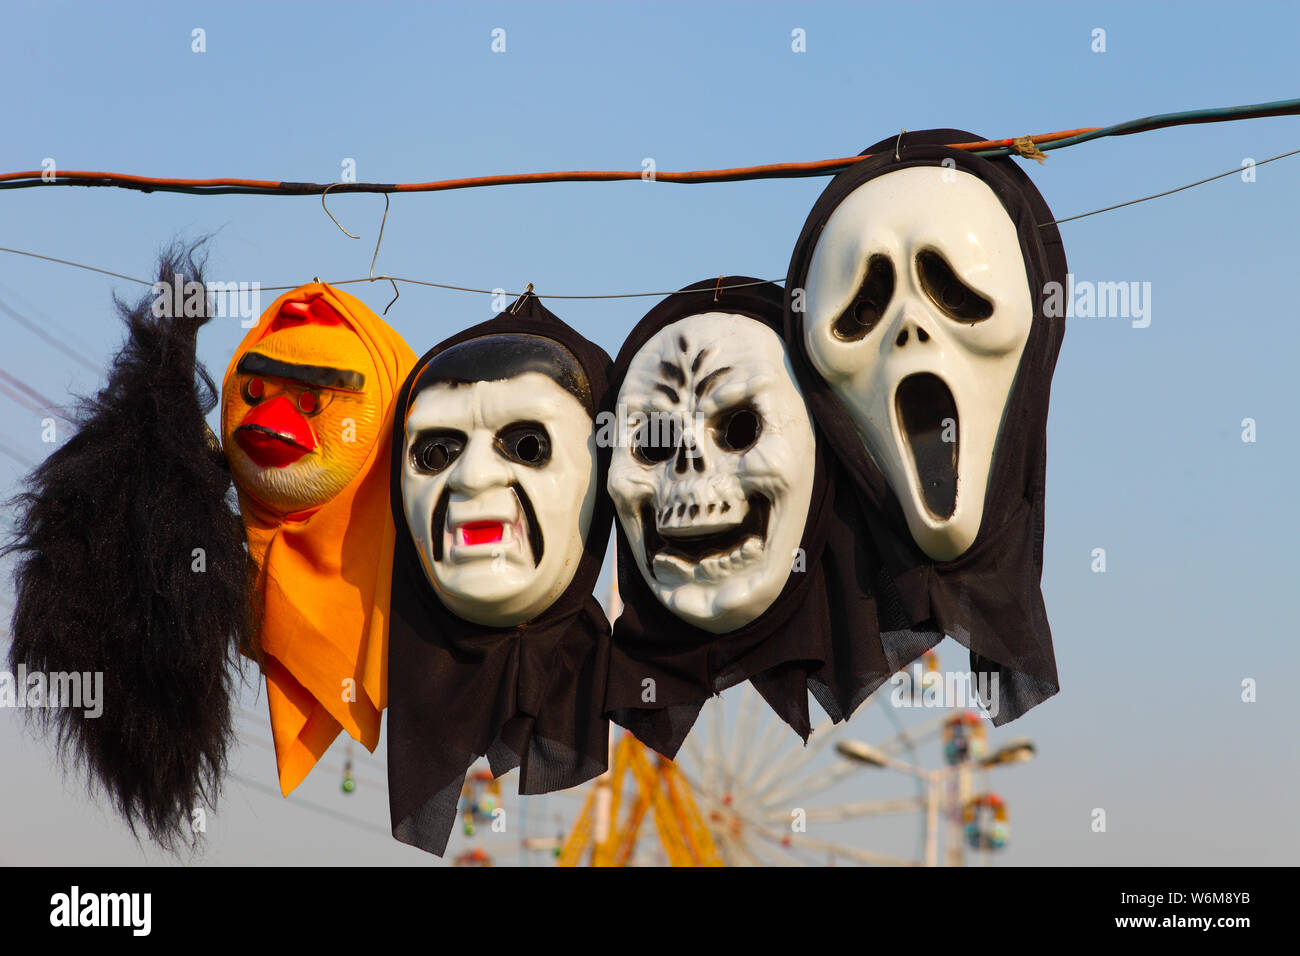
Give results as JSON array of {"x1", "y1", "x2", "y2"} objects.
[
  {"x1": 400, "y1": 334, "x2": 598, "y2": 627},
  {"x1": 802, "y1": 165, "x2": 1034, "y2": 561},
  {"x1": 607, "y1": 312, "x2": 816, "y2": 633}
]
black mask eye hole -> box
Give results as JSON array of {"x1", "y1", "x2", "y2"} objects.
[
  {"x1": 632, "y1": 416, "x2": 680, "y2": 465},
  {"x1": 832, "y1": 254, "x2": 896, "y2": 341},
  {"x1": 411, "y1": 430, "x2": 465, "y2": 474},
  {"x1": 916, "y1": 249, "x2": 994, "y2": 322},
  {"x1": 713, "y1": 406, "x2": 762, "y2": 453},
  {"x1": 496, "y1": 421, "x2": 552, "y2": 467}
]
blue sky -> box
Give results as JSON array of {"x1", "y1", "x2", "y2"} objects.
[{"x1": 1, "y1": 1, "x2": 1297, "y2": 865}]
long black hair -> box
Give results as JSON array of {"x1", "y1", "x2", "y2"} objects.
[{"x1": 4, "y1": 242, "x2": 255, "y2": 849}]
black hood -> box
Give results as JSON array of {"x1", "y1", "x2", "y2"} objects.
[
  {"x1": 784, "y1": 129, "x2": 1067, "y2": 724},
  {"x1": 386, "y1": 292, "x2": 614, "y2": 856}
]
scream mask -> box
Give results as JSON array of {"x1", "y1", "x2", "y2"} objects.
[
  {"x1": 786, "y1": 129, "x2": 1066, "y2": 724},
  {"x1": 387, "y1": 292, "x2": 613, "y2": 857},
  {"x1": 399, "y1": 335, "x2": 597, "y2": 627},
  {"x1": 222, "y1": 283, "x2": 415, "y2": 794},
  {"x1": 607, "y1": 311, "x2": 816, "y2": 632},
  {"x1": 801, "y1": 165, "x2": 1033, "y2": 562}
]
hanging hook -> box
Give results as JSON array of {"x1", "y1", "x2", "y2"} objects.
[
  {"x1": 325, "y1": 189, "x2": 399, "y2": 314},
  {"x1": 368, "y1": 193, "x2": 390, "y2": 281},
  {"x1": 713, "y1": 275, "x2": 724, "y2": 302},
  {"x1": 509, "y1": 283, "x2": 535, "y2": 314},
  {"x1": 321, "y1": 183, "x2": 360, "y2": 239},
  {"x1": 895, "y1": 129, "x2": 908, "y2": 162},
  {"x1": 367, "y1": 195, "x2": 399, "y2": 312},
  {"x1": 377, "y1": 277, "x2": 400, "y2": 315}
]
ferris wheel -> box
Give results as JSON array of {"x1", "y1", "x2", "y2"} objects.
[{"x1": 544, "y1": 647, "x2": 1038, "y2": 867}]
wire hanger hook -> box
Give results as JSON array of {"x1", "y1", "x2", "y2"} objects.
[
  {"x1": 509, "y1": 282, "x2": 535, "y2": 314},
  {"x1": 321, "y1": 183, "x2": 361, "y2": 239},
  {"x1": 367, "y1": 194, "x2": 401, "y2": 315},
  {"x1": 321, "y1": 187, "x2": 400, "y2": 314}
]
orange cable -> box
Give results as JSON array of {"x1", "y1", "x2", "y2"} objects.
[{"x1": 0, "y1": 129, "x2": 1099, "y2": 193}]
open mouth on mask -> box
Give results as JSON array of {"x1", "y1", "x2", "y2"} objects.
[
  {"x1": 640, "y1": 494, "x2": 770, "y2": 581},
  {"x1": 433, "y1": 483, "x2": 544, "y2": 567},
  {"x1": 896, "y1": 373, "x2": 958, "y2": 520}
]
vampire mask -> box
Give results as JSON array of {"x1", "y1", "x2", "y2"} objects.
[
  {"x1": 221, "y1": 283, "x2": 415, "y2": 795},
  {"x1": 387, "y1": 292, "x2": 613, "y2": 857},
  {"x1": 785, "y1": 129, "x2": 1067, "y2": 724},
  {"x1": 607, "y1": 310, "x2": 816, "y2": 632},
  {"x1": 400, "y1": 334, "x2": 598, "y2": 627}
]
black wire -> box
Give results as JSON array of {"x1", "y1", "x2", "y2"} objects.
[
  {"x1": 227, "y1": 771, "x2": 394, "y2": 840},
  {"x1": 0, "y1": 297, "x2": 102, "y2": 372},
  {"x1": 0, "y1": 441, "x2": 35, "y2": 467}
]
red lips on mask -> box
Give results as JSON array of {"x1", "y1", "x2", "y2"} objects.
[{"x1": 234, "y1": 394, "x2": 318, "y2": 467}]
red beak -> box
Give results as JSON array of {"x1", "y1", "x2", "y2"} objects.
[{"x1": 234, "y1": 395, "x2": 318, "y2": 467}]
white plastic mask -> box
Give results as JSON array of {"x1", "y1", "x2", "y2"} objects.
[
  {"x1": 401, "y1": 371, "x2": 597, "y2": 627},
  {"x1": 802, "y1": 165, "x2": 1033, "y2": 561},
  {"x1": 607, "y1": 313, "x2": 816, "y2": 634}
]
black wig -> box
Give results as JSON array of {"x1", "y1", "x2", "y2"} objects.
[{"x1": 4, "y1": 244, "x2": 255, "y2": 849}]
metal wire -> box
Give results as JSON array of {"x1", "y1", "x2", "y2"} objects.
[
  {"x1": 2, "y1": 142, "x2": 1297, "y2": 298},
  {"x1": 1043, "y1": 146, "x2": 1300, "y2": 225}
]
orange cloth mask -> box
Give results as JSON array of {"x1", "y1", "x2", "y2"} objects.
[{"x1": 221, "y1": 283, "x2": 415, "y2": 795}]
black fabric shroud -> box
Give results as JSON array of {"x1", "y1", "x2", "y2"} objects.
[
  {"x1": 386, "y1": 293, "x2": 614, "y2": 856},
  {"x1": 783, "y1": 129, "x2": 1067, "y2": 725},
  {"x1": 604, "y1": 277, "x2": 897, "y2": 758}
]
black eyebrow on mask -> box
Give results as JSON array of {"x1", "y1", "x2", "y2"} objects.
[
  {"x1": 237, "y1": 353, "x2": 366, "y2": 391},
  {"x1": 659, "y1": 361, "x2": 685, "y2": 387},
  {"x1": 694, "y1": 366, "x2": 732, "y2": 399},
  {"x1": 654, "y1": 383, "x2": 681, "y2": 403}
]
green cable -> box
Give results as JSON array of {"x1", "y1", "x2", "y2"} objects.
[{"x1": 975, "y1": 96, "x2": 1300, "y2": 159}]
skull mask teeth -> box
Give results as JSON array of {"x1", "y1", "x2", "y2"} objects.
[
  {"x1": 608, "y1": 312, "x2": 816, "y2": 634},
  {"x1": 801, "y1": 165, "x2": 1034, "y2": 562}
]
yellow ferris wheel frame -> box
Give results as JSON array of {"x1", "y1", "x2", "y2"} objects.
[{"x1": 557, "y1": 732, "x2": 723, "y2": 867}]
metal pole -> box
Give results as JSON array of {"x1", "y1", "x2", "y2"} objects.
[
  {"x1": 946, "y1": 762, "x2": 970, "y2": 867},
  {"x1": 924, "y1": 771, "x2": 939, "y2": 867}
]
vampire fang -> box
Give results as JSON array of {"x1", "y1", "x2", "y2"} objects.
[{"x1": 461, "y1": 522, "x2": 504, "y2": 546}]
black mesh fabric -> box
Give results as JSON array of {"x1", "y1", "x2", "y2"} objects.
[
  {"x1": 784, "y1": 129, "x2": 1066, "y2": 725},
  {"x1": 386, "y1": 293, "x2": 614, "y2": 856}
]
